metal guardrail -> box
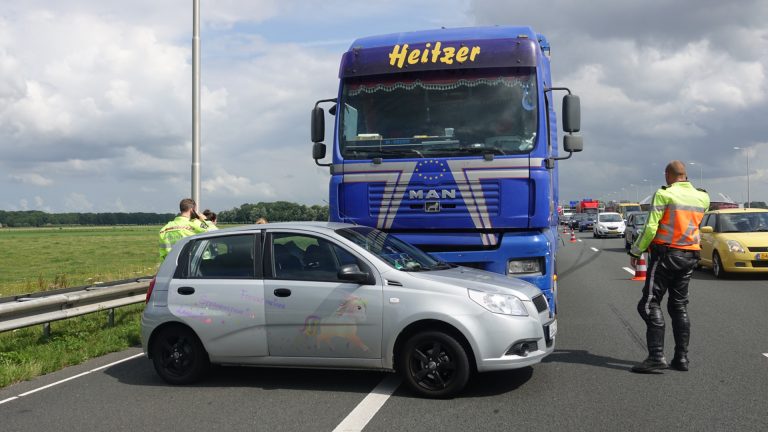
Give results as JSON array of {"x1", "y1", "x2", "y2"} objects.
[{"x1": 0, "y1": 279, "x2": 150, "y2": 334}]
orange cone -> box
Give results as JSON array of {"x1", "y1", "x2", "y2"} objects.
[
  {"x1": 632, "y1": 252, "x2": 648, "y2": 281},
  {"x1": 569, "y1": 228, "x2": 577, "y2": 243}
]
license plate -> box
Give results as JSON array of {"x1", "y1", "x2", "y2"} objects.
[
  {"x1": 548, "y1": 320, "x2": 557, "y2": 339},
  {"x1": 757, "y1": 253, "x2": 768, "y2": 260}
]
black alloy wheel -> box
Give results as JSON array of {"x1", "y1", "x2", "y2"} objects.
[
  {"x1": 151, "y1": 325, "x2": 209, "y2": 385},
  {"x1": 399, "y1": 331, "x2": 470, "y2": 398}
]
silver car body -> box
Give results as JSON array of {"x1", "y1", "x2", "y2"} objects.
[{"x1": 141, "y1": 222, "x2": 555, "y2": 374}]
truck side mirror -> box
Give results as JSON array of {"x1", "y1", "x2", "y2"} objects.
[
  {"x1": 562, "y1": 95, "x2": 581, "y2": 133},
  {"x1": 563, "y1": 134, "x2": 583, "y2": 152},
  {"x1": 312, "y1": 142, "x2": 327, "y2": 160},
  {"x1": 311, "y1": 107, "x2": 325, "y2": 143}
]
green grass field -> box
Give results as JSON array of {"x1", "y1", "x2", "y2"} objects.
[
  {"x1": 0, "y1": 226, "x2": 163, "y2": 388},
  {"x1": 0, "y1": 226, "x2": 160, "y2": 297}
]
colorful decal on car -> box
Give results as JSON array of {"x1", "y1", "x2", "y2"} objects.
[{"x1": 297, "y1": 294, "x2": 370, "y2": 352}]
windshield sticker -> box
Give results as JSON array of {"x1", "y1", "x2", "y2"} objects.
[{"x1": 389, "y1": 42, "x2": 480, "y2": 69}]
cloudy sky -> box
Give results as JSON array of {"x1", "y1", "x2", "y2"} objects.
[{"x1": 1, "y1": 0, "x2": 766, "y2": 213}]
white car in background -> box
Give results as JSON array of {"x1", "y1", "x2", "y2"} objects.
[{"x1": 593, "y1": 212, "x2": 626, "y2": 238}]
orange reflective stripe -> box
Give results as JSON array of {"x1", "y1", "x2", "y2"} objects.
[{"x1": 652, "y1": 207, "x2": 705, "y2": 250}]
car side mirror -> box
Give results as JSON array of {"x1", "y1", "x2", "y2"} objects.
[
  {"x1": 700, "y1": 226, "x2": 714, "y2": 234},
  {"x1": 338, "y1": 264, "x2": 373, "y2": 284}
]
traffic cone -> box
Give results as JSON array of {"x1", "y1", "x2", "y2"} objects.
[
  {"x1": 569, "y1": 228, "x2": 577, "y2": 243},
  {"x1": 632, "y1": 252, "x2": 648, "y2": 281}
]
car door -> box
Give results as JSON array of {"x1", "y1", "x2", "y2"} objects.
[
  {"x1": 263, "y1": 230, "x2": 382, "y2": 359},
  {"x1": 699, "y1": 214, "x2": 716, "y2": 266},
  {"x1": 166, "y1": 232, "x2": 268, "y2": 357}
]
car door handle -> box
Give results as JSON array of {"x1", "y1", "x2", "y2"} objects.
[
  {"x1": 273, "y1": 288, "x2": 292, "y2": 297},
  {"x1": 177, "y1": 286, "x2": 195, "y2": 295}
]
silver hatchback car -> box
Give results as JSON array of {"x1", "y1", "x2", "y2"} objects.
[{"x1": 141, "y1": 222, "x2": 556, "y2": 398}]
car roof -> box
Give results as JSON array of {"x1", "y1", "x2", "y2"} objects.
[
  {"x1": 195, "y1": 221, "x2": 359, "y2": 237},
  {"x1": 597, "y1": 212, "x2": 621, "y2": 216},
  {"x1": 706, "y1": 208, "x2": 768, "y2": 214}
]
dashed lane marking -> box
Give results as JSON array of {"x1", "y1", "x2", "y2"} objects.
[
  {"x1": 623, "y1": 267, "x2": 636, "y2": 275},
  {"x1": 763, "y1": 353, "x2": 768, "y2": 359},
  {"x1": 0, "y1": 353, "x2": 144, "y2": 406},
  {"x1": 577, "y1": 239, "x2": 583, "y2": 242},
  {"x1": 332, "y1": 374, "x2": 401, "y2": 432},
  {"x1": 590, "y1": 247, "x2": 599, "y2": 252}
]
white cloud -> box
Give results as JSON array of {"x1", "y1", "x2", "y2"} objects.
[
  {"x1": 64, "y1": 193, "x2": 94, "y2": 212},
  {"x1": 202, "y1": 171, "x2": 277, "y2": 199},
  {"x1": 9, "y1": 172, "x2": 53, "y2": 186}
]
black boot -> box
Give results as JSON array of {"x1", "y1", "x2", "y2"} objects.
[
  {"x1": 670, "y1": 353, "x2": 689, "y2": 371},
  {"x1": 632, "y1": 324, "x2": 667, "y2": 373},
  {"x1": 670, "y1": 308, "x2": 690, "y2": 372}
]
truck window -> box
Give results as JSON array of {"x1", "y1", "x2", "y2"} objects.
[{"x1": 340, "y1": 68, "x2": 538, "y2": 160}]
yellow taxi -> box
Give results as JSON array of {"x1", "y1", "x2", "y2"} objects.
[{"x1": 699, "y1": 208, "x2": 768, "y2": 278}]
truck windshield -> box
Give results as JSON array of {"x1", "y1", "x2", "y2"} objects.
[{"x1": 340, "y1": 68, "x2": 537, "y2": 160}]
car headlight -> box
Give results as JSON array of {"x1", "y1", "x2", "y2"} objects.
[
  {"x1": 507, "y1": 259, "x2": 541, "y2": 274},
  {"x1": 726, "y1": 240, "x2": 745, "y2": 254},
  {"x1": 468, "y1": 290, "x2": 528, "y2": 316}
]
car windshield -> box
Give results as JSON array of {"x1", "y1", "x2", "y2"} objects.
[
  {"x1": 718, "y1": 212, "x2": 768, "y2": 233},
  {"x1": 599, "y1": 214, "x2": 622, "y2": 222},
  {"x1": 340, "y1": 68, "x2": 537, "y2": 160},
  {"x1": 336, "y1": 226, "x2": 451, "y2": 271},
  {"x1": 633, "y1": 214, "x2": 647, "y2": 225}
]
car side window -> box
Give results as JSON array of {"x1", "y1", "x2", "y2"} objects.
[
  {"x1": 271, "y1": 233, "x2": 365, "y2": 282},
  {"x1": 184, "y1": 234, "x2": 258, "y2": 279},
  {"x1": 704, "y1": 214, "x2": 717, "y2": 230}
]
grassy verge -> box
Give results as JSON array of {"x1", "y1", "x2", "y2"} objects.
[
  {"x1": 0, "y1": 226, "x2": 160, "y2": 297},
  {"x1": 0, "y1": 304, "x2": 144, "y2": 388}
]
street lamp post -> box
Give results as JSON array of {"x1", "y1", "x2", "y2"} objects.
[
  {"x1": 688, "y1": 162, "x2": 702, "y2": 186},
  {"x1": 733, "y1": 147, "x2": 750, "y2": 208}
]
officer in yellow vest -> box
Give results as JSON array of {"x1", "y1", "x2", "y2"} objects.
[
  {"x1": 629, "y1": 161, "x2": 710, "y2": 373},
  {"x1": 159, "y1": 198, "x2": 212, "y2": 261}
]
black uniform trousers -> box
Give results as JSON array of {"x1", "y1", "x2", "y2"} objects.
[{"x1": 636, "y1": 244, "x2": 700, "y2": 359}]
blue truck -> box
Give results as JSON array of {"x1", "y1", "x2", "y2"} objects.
[{"x1": 310, "y1": 26, "x2": 583, "y2": 312}]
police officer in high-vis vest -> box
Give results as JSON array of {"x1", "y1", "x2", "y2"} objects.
[
  {"x1": 159, "y1": 198, "x2": 211, "y2": 261},
  {"x1": 629, "y1": 161, "x2": 710, "y2": 373}
]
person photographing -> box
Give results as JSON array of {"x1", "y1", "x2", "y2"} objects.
[
  {"x1": 158, "y1": 198, "x2": 212, "y2": 261},
  {"x1": 628, "y1": 161, "x2": 710, "y2": 373}
]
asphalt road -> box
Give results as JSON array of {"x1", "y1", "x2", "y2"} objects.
[{"x1": 2, "y1": 230, "x2": 767, "y2": 431}]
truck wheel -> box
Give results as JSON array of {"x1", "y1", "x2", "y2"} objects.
[
  {"x1": 151, "y1": 325, "x2": 209, "y2": 385},
  {"x1": 399, "y1": 331, "x2": 470, "y2": 398}
]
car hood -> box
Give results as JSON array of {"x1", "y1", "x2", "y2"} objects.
[
  {"x1": 712, "y1": 232, "x2": 768, "y2": 247},
  {"x1": 405, "y1": 266, "x2": 542, "y2": 300}
]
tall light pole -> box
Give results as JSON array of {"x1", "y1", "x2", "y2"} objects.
[
  {"x1": 688, "y1": 162, "x2": 702, "y2": 186},
  {"x1": 733, "y1": 147, "x2": 750, "y2": 208},
  {"x1": 192, "y1": 0, "x2": 201, "y2": 206},
  {"x1": 642, "y1": 178, "x2": 649, "y2": 202}
]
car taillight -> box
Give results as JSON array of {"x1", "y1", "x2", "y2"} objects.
[{"x1": 146, "y1": 276, "x2": 156, "y2": 304}]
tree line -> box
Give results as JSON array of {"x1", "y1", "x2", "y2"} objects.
[{"x1": 0, "y1": 202, "x2": 329, "y2": 228}]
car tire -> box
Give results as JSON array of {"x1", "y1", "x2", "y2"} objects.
[
  {"x1": 151, "y1": 325, "x2": 210, "y2": 385},
  {"x1": 712, "y1": 251, "x2": 728, "y2": 279},
  {"x1": 399, "y1": 331, "x2": 470, "y2": 398}
]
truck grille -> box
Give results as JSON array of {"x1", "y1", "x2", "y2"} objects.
[
  {"x1": 368, "y1": 182, "x2": 500, "y2": 216},
  {"x1": 532, "y1": 294, "x2": 548, "y2": 313}
]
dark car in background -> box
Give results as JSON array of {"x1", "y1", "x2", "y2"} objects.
[
  {"x1": 578, "y1": 215, "x2": 595, "y2": 232},
  {"x1": 569, "y1": 213, "x2": 587, "y2": 230},
  {"x1": 624, "y1": 211, "x2": 647, "y2": 249}
]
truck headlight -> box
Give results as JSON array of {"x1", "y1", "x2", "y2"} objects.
[
  {"x1": 468, "y1": 290, "x2": 528, "y2": 316},
  {"x1": 507, "y1": 259, "x2": 542, "y2": 275},
  {"x1": 726, "y1": 240, "x2": 745, "y2": 254}
]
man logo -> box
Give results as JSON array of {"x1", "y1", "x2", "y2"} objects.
[{"x1": 409, "y1": 189, "x2": 457, "y2": 200}]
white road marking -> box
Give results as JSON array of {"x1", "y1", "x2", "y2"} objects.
[
  {"x1": 623, "y1": 267, "x2": 636, "y2": 275},
  {"x1": 0, "y1": 352, "x2": 144, "y2": 406},
  {"x1": 332, "y1": 374, "x2": 401, "y2": 432},
  {"x1": 590, "y1": 247, "x2": 599, "y2": 252},
  {"x1": 577, "y1": 239, "x2": 583, "y2": 243},
  {"x1": 763, "y1": 353, "x2": 768, "y2": 359}
]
